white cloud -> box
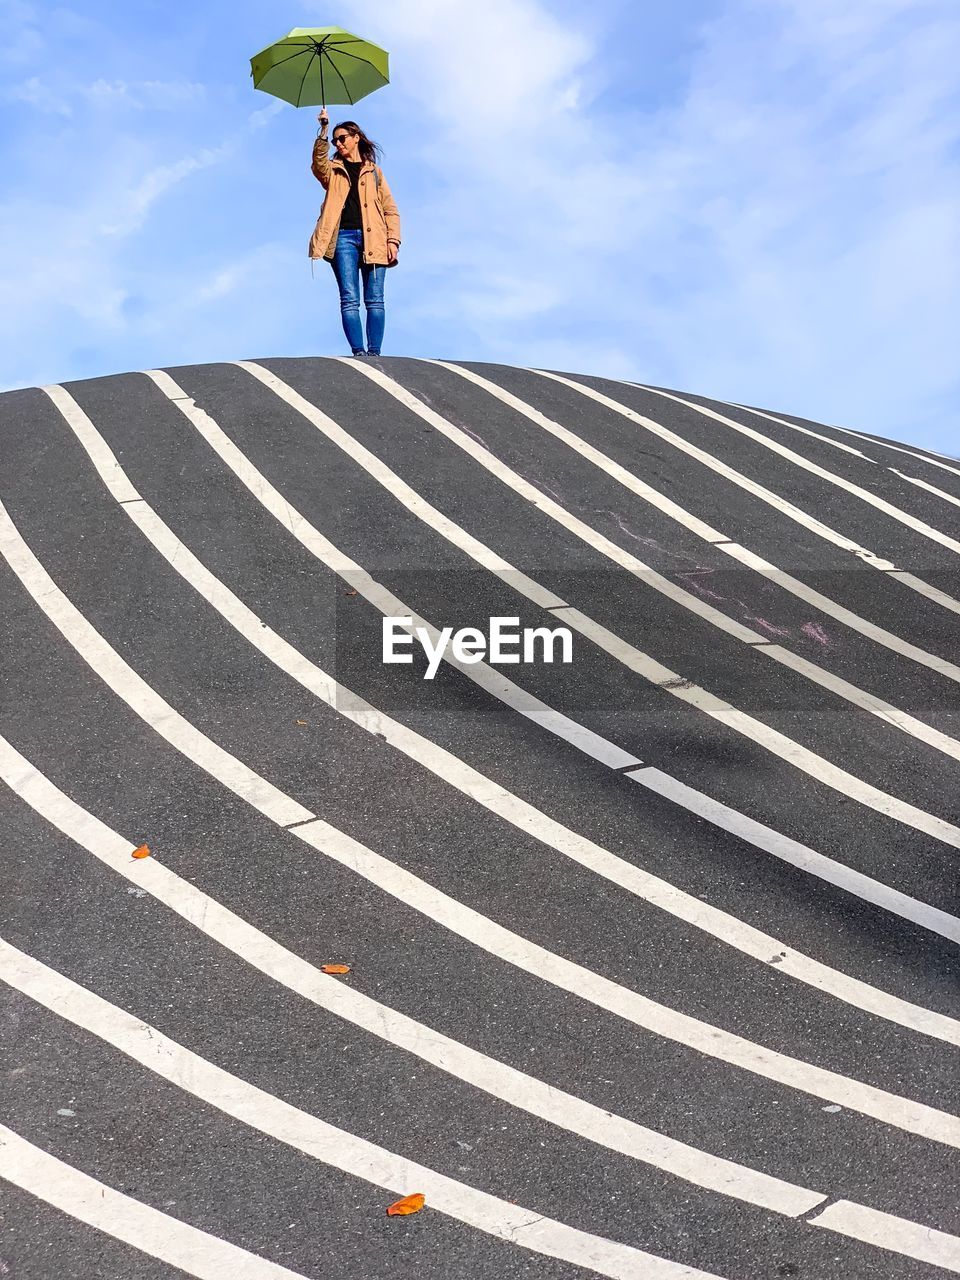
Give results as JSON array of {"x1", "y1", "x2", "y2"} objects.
[
  {"x1": 249, "y1": 97, "x2": 285, "y2": 129},
  {"x1": 3, "y1": 74, "x2": 209, "y2": 115},
  {"x1": 186, "y1": 241, "x2": 288, "y2": 304},
  {"x1": 84, "y1": 79, "x2": 208, "y2": 110},
  {"x1": 351, "y1": 0, "x2": 959, "y2": 445},
  {"x1": 5, "y1": 75, "x2": 73, "y2": 114},
  {"x1": 99, "y1": 141, "x2": 235, "y2": 236}
]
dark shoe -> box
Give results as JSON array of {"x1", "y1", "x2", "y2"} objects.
[
  {"x1": 366, "y1": 350, "x2": 381, "y2": 357},
  {"x1": 351, "y1": 350, "x2": 366, "y2": 358}
]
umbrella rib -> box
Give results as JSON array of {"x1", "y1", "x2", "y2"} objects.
[
  {"x1": 323, "y1": 47, "x2": 356, "y2": 106},
  {"x1": 296, "y1": 48, "x2": 315, "y2": 107},
  {"x1": 320, "y1": 46, "x2": 384, "y2": 67},
  {"x1": 256, "y1": 45, "x2": 316, "y2": 73}
]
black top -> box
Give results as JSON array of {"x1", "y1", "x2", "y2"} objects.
[{"x1": 339, "y1": 159, "x2": 364, "y2": 230}]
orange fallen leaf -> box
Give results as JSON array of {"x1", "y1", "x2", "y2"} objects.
[
  {"x1": 344, "y1": 589, "x2": 358, "y2": 597},
  {"x1": 131, "y1": 845, "x2": 151, "y2": 860},
  {"x1": 295, "y1": 720, "x2": 308, "y2": 726},
  {"x1": 387, "y1": 1193, "x2": 425, "y2": 1216},
  {"x1": 320, "y1": 964, "x2": 351, "y2": 975}
]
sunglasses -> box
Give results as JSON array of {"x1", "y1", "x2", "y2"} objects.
[{"x1": 333, "y1": 134, "x2": 353, "y2": 145}]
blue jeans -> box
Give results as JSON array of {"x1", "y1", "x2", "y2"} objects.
[{"x1": 329, "y1": 228, "x2": 386, "y2": 355}]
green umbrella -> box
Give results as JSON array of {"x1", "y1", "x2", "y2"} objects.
[{"x1": 249, "y1": 26, "x2": 389, "y2": 108}]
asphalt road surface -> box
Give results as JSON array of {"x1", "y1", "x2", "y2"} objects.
[{"x1": 1, "y1": 355, "x2": 958, "y2": 1280}]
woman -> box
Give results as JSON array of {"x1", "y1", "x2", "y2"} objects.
[{"x1": 310, "y1": 108, "x2": 402, "y2": 358}]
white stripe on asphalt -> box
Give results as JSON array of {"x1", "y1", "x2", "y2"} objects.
[
  {"x1": 257, "y1": 362, "x2": 960, "y2": 841},
  {"x1": 0, "y1": 1124, "x2": 311, "y2": 1280},
  {"x1": 241, "y1": 362, "x2": 762, "y2": 646},
  {"x1": 832, "y1": 427, "x2": 960, "y2": 481},
  {"x1": 723, "y1": 403, "x2": 878, "y2": 461},
  {"x1": 510, "y1": 374, "x2": 890, "y2": 570},
  {"x1": 0, "y1": 939, "x2": 726, "y2": 1280},
  {"x1": 553, "y1": 601, "x2": 960, "y2": 846},
  {"x1": 20, "y1": 395, "x2": 960, "y2": 1046},
  {"x1": 436, "y1": 362, "x2": 959, "y2": 684},
  {"x1": 633, "y1": 384, "x2": 960, "y2": 558},
  {"x1": 1, "y1": 499, "x2": 957, "y2": 1144},
  {"x1": 627, "y1": 767, "x2": 957, "y2": 940},
  {"x1": 303, "y1": 362, "x2": 960, "y2": 744},
  {"x1": 132, "y1": 379, "x2": 636, "y2": 773},
  {"x1": 709, "y1": 542, "x2": 960, "y2": 683},
  {"x1": 0, "y1": 497, "x2": 310, "y2": 829},
  {"x1": 0, "y1": 732, "x2": 823, "y2": 1216},
  {"x1": 726, "y1": 400, "x2": 960, "y2": 541},
  {"x1": 532, "y1": 370, "x2": 960, "y2": 616},
  {"x1": 809, "y1": 1201, "x2": 960, "y2": 1274},
  {"x1": 889, "y1": 469, "x2": 960, "y2": 509},
  {"x1": 0, "y1": 504, "x2": 308, "y2": 824},
  {"x1": 888, "y1": 570, "x2": 960, "y2": 616},
  {"x1": 290, "y1": 812, "x2": 960, "y2": 1145},
  {"x1": 6, "y1": 940, "x2": 960, "y2": 1274},
  {"x1": 65, "y1": 373, "x2": 957, "y2": 936}
]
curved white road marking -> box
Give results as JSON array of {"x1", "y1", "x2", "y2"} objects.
[
  {"x1": 0, "y1": 1124, "x2": 312, "y2": 1280},
  {"x1": 632, "y1": 384, "x2": 960, "y2": 558},
  {"x1": 13, "y1": 398, "x2": 960, "y2": 1051},
  {"x1": 0, "y1": 1131, "x2": 312, "y2": 1280},
  {"x1": 433, "y1": 361, "x2": 960, "y2": 684},
  {"x1": 0, "y1": 940, "x2": 726, "y2": 1280},
  {"x1": 281, "y1": 362, "x2": 960, "y2": 754},
  {"x1": 46, "y1": 376, "x2": 958, "y2": 939},
  {"x1": 546, "y1": 600, "x2": 960, "y2": 846},
  {"x1": 886, "y1": 570, "x2": 960, "y2": 617},
  {"x1": 5, "y1": 942, "x2": 959, "y2": 1274},
  {"x1": 626, "y1": 765, "x2": 957, "y2": 943},
  {"x1": 221, "y1": 362, "x2": 960, "y2": 846},
  {"x1": 1, "y1": 501, "x2": 958, "y2": 1142},
  {"x1": 722, "y1": 403, "x2": 877, "y2": 461},
  {"x1": 832, "y1": 427, "x2": 960, "y2": 481},
  {"x1": 0, "y1": 732, "x2": 824, "y2": 1216},
  {"x1": 726, "y1": 399, "x2": 960, "y2": 536},
  {"x1": 890, "y1": 468, "x2": 960, "y2": 510},
  {"x1": 533, "y1": 369, "x2": 960, "y2": 616},
  {"x1": 809, "y1": 1200, "x2": 960, "y2": 1273}
]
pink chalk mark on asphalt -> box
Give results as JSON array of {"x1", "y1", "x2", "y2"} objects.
[
  {"x1": 595, "y1": 509, "x2": 655, "y2": 548},
  {"x1": 677, "y1": 570, "x2": 727, "y2": 602},
  {"x1": 457, "y1": 422, "x2": 491, "y2": 451},
  {"x1": 745, "y1": 615, "x2": 792, "y2": 638},
  {"x1": 532, "y1": 478, "x2": 565, "y2": 505},
  {"x1": 678, "y1": 574, "x2": 797, "y2": 638},
  {"x1": 592, "y1": 512, "x2": 707, "y2": 567},
  {"x1": 802, "y1": 621, "x2": 831, "y2": 646}
]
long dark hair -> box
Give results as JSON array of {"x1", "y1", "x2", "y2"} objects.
[{"x1": 332, "y1": 120, "x2": 381, "y2": 166}]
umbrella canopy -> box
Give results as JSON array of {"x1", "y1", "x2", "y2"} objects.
[{"x1": 249, "y1": 26, "x2": 389, "y2": 108}]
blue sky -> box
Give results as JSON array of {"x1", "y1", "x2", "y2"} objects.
[{"x1": 1, "y1": 0, "x2": 958, "y2": 452}]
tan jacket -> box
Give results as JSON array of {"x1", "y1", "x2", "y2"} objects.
[{"x1": 308, "y1": 133, "x2": 401, "y2": 267}]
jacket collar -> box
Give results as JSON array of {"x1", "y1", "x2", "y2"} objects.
[{"x1": 331, "y1": 157, "x2": 374, "y2": 176}]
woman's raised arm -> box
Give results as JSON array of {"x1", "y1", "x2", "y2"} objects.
[{"x1": 312, "y1": 108, "x2": 331, "y2": 188}]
